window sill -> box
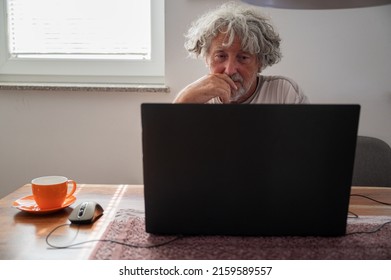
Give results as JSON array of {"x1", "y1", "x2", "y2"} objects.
[{"x1": 0, "y1": 82, "x2": 170, "y2": 93}]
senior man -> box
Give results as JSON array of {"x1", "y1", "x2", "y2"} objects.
[{"x1": 174, "y1": 2, "x2": 309, "y2": 104}]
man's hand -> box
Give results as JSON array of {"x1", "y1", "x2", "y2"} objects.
[{"x1": 173, "y1": 74, "x2": 238, "y2": 103}]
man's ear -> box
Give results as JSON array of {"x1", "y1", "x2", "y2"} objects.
[
  {"x1": 257, "y1": 57, "x2": 263, "y2": 72},
  {"x1": 205, "y1": 57, "x2": 210, "y2": 68}
]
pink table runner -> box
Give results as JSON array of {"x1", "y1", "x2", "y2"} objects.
[{"x1": 90, "y1": 209, "x2": 391, "y2": 260}]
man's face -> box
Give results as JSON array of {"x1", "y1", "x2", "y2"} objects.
[{"x1": 206, "y1": 32, "x2": 261, "y2": 103}]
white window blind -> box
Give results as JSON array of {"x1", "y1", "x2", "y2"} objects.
[
  {"x1": 0, "y1": 0, "x2": 164, "y2": 85},
  {"x1": 7, "y1": 0, "x2": 151, "y2": 60}
]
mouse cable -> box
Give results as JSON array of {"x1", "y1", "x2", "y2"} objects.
[
  {"x1": 347, "y1": 211, "x2": 359, "y2": 218},
  {"x1": 347, "y1": 194, "x2": 391, "y2": 235},
  {"x1": 45, "y1": 223, "x2": 183, "y2": 250},
  {"x1": 350, "y1": 194, "x2": 391, "y2": 206},
  {"x1": 348, "y1": 193, "x2": 391, "y2": 218},
  {"x1": 346, "y1": 220, "x2": 391, "y2": 236}
]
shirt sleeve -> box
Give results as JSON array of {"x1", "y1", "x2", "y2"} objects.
[{"x1": 277, "y1": 76, "x2": 309, "y2": 104}]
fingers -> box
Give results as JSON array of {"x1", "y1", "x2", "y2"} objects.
[
  {"x1": 211, "y1": 74, "x2": 238, "y2": 103},
  {"x1": 216, "y1": 74, "x2": 238, "y2": 91},
  {"x1": 174, "y1": 74, "x2": 238, "y2": 104}
]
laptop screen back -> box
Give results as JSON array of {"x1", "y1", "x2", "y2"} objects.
[{"x1": 141, "y1": 104, "x2": 360, "y2": 236}]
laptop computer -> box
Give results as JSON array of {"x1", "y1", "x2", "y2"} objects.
[{"x1": 141, "y1": 104, "x2": 360, "y2": 236}]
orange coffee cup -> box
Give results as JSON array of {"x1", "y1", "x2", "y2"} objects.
[{"x1": 31, "y1": 176, "x2": 77, "y2": 209}]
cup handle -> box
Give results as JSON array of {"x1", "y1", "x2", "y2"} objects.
[{"x1": 66, "y1": 180, "x2": 77, "y2": 198}]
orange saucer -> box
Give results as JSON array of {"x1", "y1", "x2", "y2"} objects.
[{"x1": 13, "y1": 195, "x2": 76, "y2": 213}]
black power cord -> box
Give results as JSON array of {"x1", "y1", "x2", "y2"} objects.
[
  {"x1": 46, "y1": 223, "x2": 182, "y2": 249},
  {"x1": 347, "y1": 193, "x2": 391, "y2": 235},
  {"x1": 46, "y1": 194, "x2": 391, "y2": 248}
]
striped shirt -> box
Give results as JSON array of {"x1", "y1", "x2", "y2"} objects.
[{"x1": 209, "y1": 75, "x2": 309, "y2": 104}]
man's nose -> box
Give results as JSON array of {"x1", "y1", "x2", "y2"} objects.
[{"x1": 223, "y1": 57, "x2": 239, "y2": 76}]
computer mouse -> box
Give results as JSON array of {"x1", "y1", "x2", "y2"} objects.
[{"x1": 68, "y1": 201, "x2": 104, "y2": 224}]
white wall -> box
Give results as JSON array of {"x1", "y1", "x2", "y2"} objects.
[{"x1": 1, "y1": 0, "x2": 390, "y2": 198}]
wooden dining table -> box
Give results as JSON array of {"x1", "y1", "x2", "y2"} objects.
[{"x1": 0, "y1": 184, "x2": 390, "y2": 260}]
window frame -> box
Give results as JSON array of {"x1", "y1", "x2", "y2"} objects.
[{"x1": 0, "y1": 0, "x2": 165, "y2": 85}]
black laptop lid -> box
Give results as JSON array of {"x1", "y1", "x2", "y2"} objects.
[{"x1": 141, "y1": 104, "x2": 360, "y2": 236}]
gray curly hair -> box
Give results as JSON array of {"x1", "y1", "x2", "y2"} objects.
[{"x1": 184, "y1": 2, "x2": 282, "y2": 70}]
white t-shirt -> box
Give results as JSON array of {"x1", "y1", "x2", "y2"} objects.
[{"x1": 209, "y1": 75, "x2": 309, "y2": 104}]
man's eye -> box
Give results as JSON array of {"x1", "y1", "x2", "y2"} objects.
[
  {"x1": 214, "y1": 54, "x2": 227, "y2": 61},
  {"x1": 238, "y1": 55, "x2": 250, "y2": 62}
]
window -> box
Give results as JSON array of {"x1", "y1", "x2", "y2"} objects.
[{"x1": 0, "y1": 0, "x2": 164, "y2": 85}]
